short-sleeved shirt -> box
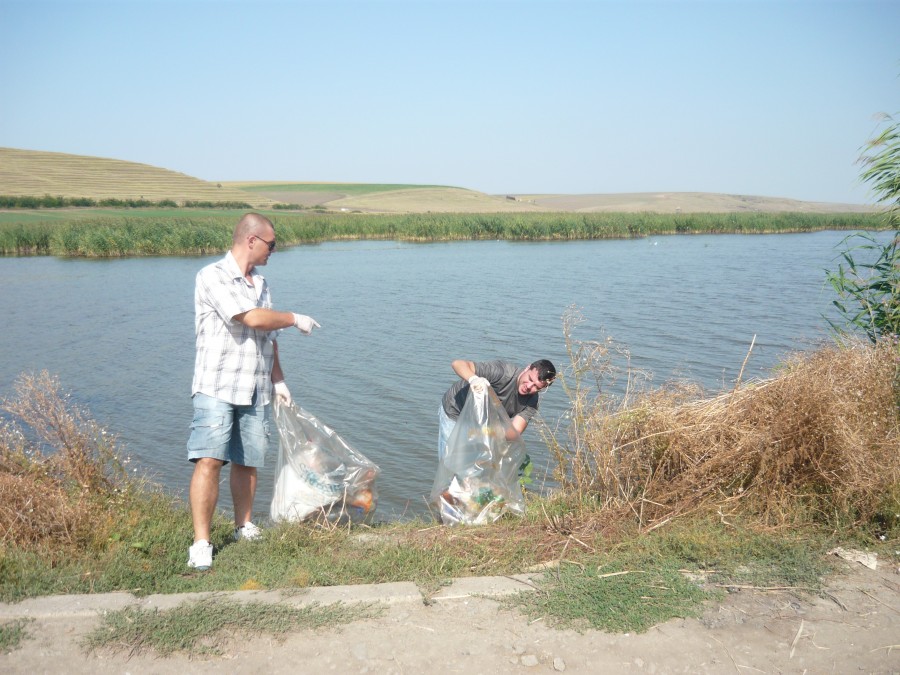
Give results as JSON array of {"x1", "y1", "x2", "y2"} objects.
[
  {"x1": 191, "y1": 251, "x2": 275, "y2": 406},
  {"x1": 441, "y1": 360, "x2": 540, "y2": 423}
]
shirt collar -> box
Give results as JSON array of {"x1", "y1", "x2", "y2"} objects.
[{"x1": 223, "y1": 250, "x2": 264, "y2": 285}]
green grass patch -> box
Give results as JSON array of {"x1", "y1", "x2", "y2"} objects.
[
  {"x1": 0, "y1": 618, "x2": 33, "y2": 654},
  {"x1": 81, "y1": 596, "x2": 383, "y2": 658},
  {"x1": 510, "y1": 563, "x2": 711, "y2": 633},
  {"x1": 507, "y1": 518, "x2": 836, "y2": 633}
]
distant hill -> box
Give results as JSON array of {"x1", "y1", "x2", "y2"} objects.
[
  {"x1": 0, "y1": 147, "x2": 273, "y2": 207},
  {"x1": 0, "y1": 148, "x2": 873, "y2": 214},
  {"x1": 224, "y1": 182, "x2": 544, "y2": 213},
  {"x1": 227, "y1": 182, "x2": 874, "y2": 215},
  {"x1": 516, "y1": 192, "x2": 875, "y2": 215}
]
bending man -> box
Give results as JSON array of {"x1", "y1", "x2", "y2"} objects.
[{"x1": 438, "y1": 358, "x2": 556, "y2": 460}]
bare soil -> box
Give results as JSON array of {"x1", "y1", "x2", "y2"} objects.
[{"x1": 3, "y1": 562, "x2": 898, "y2": 674}]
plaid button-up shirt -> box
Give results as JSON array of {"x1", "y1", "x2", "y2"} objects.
[{"x1": 191, "y1": 251, "x2": 275, "y2": 406}]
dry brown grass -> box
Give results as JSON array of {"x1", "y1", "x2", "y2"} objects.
[
  {"x1": 0, "y1": 371, "x2": 130, "y2": 555},
  {"x1": 542, "y1": 310, "x2": 900, "y2": 533},
  {"x1": 0, "y1": 147, "x2": 272, "y2": 206},
  {"x1": 519, "y1": 192, "x2": 875, "y2": 214},
  {"x1": 265, "y1": 188, "x2": 874, "y2": 215}
]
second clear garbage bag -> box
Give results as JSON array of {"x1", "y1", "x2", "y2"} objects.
[
  {"x1": 430, "y1": 388, "x2": 527, "y2": 525},
  {"x1": 270, "y1": 400, "x2": 380, "y2": 523}
]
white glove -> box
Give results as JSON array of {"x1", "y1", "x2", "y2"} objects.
[
  {"x1": 292, "y1": 313, "x2": 321, "y2": 335},
  {"x1": 467, "y1": 375, "x2": 491, "y2": 394},
  {"x1": 273, "y1": 380, "x2": 292, "y2": 405}
]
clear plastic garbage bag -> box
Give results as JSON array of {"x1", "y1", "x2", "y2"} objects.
[
  {"x1": 271, "y1": 400, "x2": 380, "y2": 523},
  {"x1": 430, "y1": 388, "x2": 527, "y2": 525}
]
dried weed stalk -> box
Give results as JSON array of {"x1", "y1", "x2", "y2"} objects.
[
  {"x1": 0, "y1": 371, "x2": 130, "y2": 553},
  {"x1": 543, "y1": 309, "x2": 900, "y2": 530}
]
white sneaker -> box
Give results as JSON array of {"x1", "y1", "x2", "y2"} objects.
[
  {"x1": 187, "y1": 540, "x2": 213, "y2": 570},
  {"x1": 234, "y1": 521, "x2": 262, "y2": 542}
]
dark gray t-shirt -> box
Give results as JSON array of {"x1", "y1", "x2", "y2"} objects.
[{"x1": 441, "y1": 360, "x2": 540, "y2": 423}]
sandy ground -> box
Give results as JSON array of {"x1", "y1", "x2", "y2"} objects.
[{"x1": 2, "y1": 561, "x2": 898, "y2": 674}]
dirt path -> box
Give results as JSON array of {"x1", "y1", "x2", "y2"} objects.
[{"x1": 2, "y1": 563, "x2": 898, "y2": 674}]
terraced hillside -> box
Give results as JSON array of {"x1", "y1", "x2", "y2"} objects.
[{"x1": 0, "y1": 147, "x2": 273, "y2": 207}]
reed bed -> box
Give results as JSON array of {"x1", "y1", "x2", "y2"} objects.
[
  {"x1": 542, "y1": 309, "x2": 900, "y2": 533},
  {"x1": 0, "y1": 210, "x2": 886, "y2": 257}
]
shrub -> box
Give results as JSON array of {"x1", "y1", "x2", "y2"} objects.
[{"x1": 0, "y1": 372, "x2": 131, "y2": 554}]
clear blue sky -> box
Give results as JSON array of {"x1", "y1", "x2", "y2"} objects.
[{"x1": 1, "y1": 0, "x2": 897, "y2": 204}]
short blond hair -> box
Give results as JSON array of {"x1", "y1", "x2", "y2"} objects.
[{"x1": 233, "y1": 213, "x2": 274, "y2": 245}]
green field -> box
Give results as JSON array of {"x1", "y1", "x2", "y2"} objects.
[{"x1": 0, "y1": 207, "x2": 252, "y2": 224}]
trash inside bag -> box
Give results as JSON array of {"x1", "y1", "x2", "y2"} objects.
[
  {"x1": 430, "y1": 388, "x2": 527, "y2": 525},
  {"x1": 271, "y1": 400, "x2": 380, "y2": 523}
]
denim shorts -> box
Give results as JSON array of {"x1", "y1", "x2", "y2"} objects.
[{"x1": 187, "y1": 393, "x2": 271, "y2": 468}]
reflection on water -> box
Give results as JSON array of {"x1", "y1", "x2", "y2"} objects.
[{"x1": 0, "y1": 230, "x2": 888, "y2": 521}]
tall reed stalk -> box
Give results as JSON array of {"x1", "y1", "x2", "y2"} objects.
[{"x1": 0, "y1": 211, "x2": 885, "y2": 257}]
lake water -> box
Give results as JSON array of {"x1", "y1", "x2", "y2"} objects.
[{"x1": 0, "y1": 230, "x2": 888, "y2": 521}]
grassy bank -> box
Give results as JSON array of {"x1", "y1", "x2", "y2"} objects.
[
  {"x1": 0, "y1": 210, "x2": 887, "y2": 256},
  {"x1": 1, "y1": 330, "x2": 897, "y2": 649}
]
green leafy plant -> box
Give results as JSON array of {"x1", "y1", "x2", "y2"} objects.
[
  {"x1": 827, "y1": 231, "x2": 899, "y2": 343},
  {"x1": 859, "y1": 112, "x2": 900, "y2": 224},
  {"x1": 826, "y1": 112, "x2": 900, "y2": 343},
  {"x1": 0, "y1": 618, "x2": 33, "y2": 654},
  {"x1": 517, "y1": 453, "x2": 533, "y2": 487}
]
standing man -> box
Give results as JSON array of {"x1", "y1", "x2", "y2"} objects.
[
  {"x1": 187, "y1": 212, "x2": 320, "y2": 570},
  {"x1": 438, "y1": 359, "x2": 556, "y2": 460}
]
